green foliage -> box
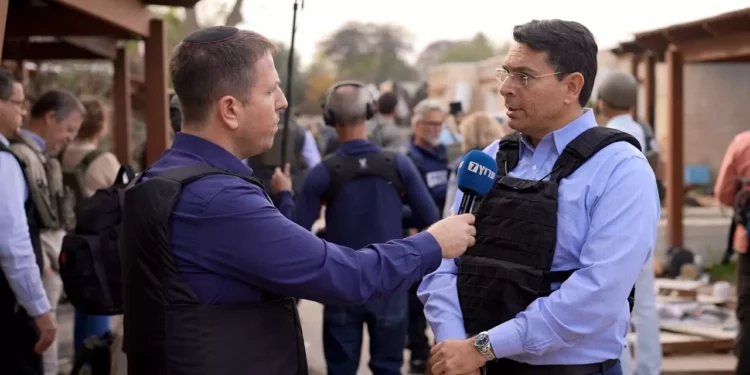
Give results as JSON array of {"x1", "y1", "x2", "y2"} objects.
[
  {"x1": 316, "y1": 21, "x2": 417, "y2": 84},
  {"x1": 706, "y1": 261, "x2": 737, "y2": 283},
  {"x1": 438, "y1": 33, "x2": 508, "y2": 64}
]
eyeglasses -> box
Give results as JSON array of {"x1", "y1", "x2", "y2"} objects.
[
  {"x1": 495, "y1": 68, "x2": 561, "y2": 87},
  {"x1": 2, "y1": 98, "x2": 25, "y2": 107}
]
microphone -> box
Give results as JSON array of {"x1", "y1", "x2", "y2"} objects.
[{"x1": 456, "y1": 150, "x2": 498, "y2": 214}]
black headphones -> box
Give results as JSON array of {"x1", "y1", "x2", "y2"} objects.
[{"x1": 321, "y1": 80, "x2": 375, "y2": 127}]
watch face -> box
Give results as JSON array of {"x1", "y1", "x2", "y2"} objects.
[{"x1": 475, "y1": 333, "x2": 489, "y2": 347}]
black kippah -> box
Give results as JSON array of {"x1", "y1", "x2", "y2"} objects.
[{"x1": 183, "y1": 26, "x2": 239, "y2": 45}]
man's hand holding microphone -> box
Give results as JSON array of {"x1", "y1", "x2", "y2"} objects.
[
  {"x1": 429, "y1": 149, "x2": 498, "y2": 259},
  {"x1": 428, "y1": 213, "x2": 476, "y2": 258}
]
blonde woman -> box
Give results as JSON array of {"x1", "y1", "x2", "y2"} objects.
[{"x1": 443, "y1": 111, "x2": 509, "y2": 218}]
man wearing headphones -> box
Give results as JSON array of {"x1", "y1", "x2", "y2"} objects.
[{"x1": 282, "y1": 81, "x2": 440, "y2": 374}]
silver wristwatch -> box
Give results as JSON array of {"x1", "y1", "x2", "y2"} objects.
[{"x1": 473, "y1": 331, "x2": 496, "y2": 361}]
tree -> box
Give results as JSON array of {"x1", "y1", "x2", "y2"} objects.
[
  {"x1": 438, "y1": 33, "x2": 508, "y2": 64},
  {"x1": 316, "y1": 22, "x2": 417, "y2": 84},
  {"x1": 183, "y1": 0, "x2": 246, "y2": 36},
  {"x1": 415, "y1": 40, "x2": 456, "y2": 74}
]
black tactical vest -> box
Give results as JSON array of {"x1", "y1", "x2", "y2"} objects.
[
  {"x1": 121, "y1": 164, "x2": 308, "y2": 375},
  {"x1": 457, "y1": 127, "x2": 639, "y2": 373},
  {"x1": 0, "y1": 142, "x2": 43, "y2": 317}
]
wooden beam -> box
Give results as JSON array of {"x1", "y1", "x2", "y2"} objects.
[
  {"x1": 2, "y1": 40, "x2": 115, "y2": 60},
  {"x1": 113, "y1": 47, "x2": 132, "y2": 166},
  {"x1": 61, "y1": 37, "x2": 117, "y2": 59},
  {"x1": 141, "y1": 0, "x2": 200, "y2": 7},
  {"x1": 666, "y1": 48, "x2": 684, "y2": 248},
  {"x1": 677, "y1": 32, "x2": 750, "y2": 63},
  {"x1": 52, "y1": 0, "x2": 150, "y2": 38},
  {"x1": 0, "y1": 0, "x2": 8, "y2": 61},
  {"x1": 144, "y1": 18, "x2": 169, "y2": 166},
  {"x1": 6, "y1": 5, "x2": 141, "y2": 39}
]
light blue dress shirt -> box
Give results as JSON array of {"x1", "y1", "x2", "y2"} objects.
[
  {"x1": 301, "y1": 130, "x2": 321, "y2": 169},
  {"x1": 418, "y1": 109, "x2": 661, "y2": 365},
  {"x1": 0, "y1": 133, "x2": 50, "y2": 317}
]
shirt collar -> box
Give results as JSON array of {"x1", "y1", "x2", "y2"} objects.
[
  {"x1": 519, "y1": 108, "x2": 597, "y2": 156},
  {"x1": 171, "y1": 132, "x2": 254, "y2": 176},
  {"x1": 0, "y1": 133, "x2": 8, "y2": 147},
  {"x1": 606, "y1": 113, "x2": 634, "y2": 128},
  {"x1": 20, "y1": 129, "x2": 47, "y2": 151}
]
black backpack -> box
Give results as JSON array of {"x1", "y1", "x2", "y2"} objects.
[
  {"x1": 320, "y1": 151, "x2": 405, "y2": 205},
  {"x1": 59, "y1": 165, "x2": 135, "y2": 315}
]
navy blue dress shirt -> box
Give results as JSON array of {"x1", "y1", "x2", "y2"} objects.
[
  {"x1": 141, "y1": 133, "x2": 442, "y2": 305},
  {"x1": 294, "y1": 139, "x2": 440, "y2": 248}
]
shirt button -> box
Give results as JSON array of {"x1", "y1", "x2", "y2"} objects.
[{"x1": 532, "y1": 165, "x2": 537, "y2": 171}]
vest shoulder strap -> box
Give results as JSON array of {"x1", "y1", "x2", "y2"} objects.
[
  {"x1": 406, "y1": 147, "x2": 425, "y2": 173},
  {"x1": 159, "y1": 164, "x2": 270, "y2": 203},
  {"x1": 494, "y1": 132, "x2": 521, "y2": 177},
  {"x1": 321, "y1": 151, "x2": 405, "y2": 204},
  {"x1": 551, "y1": 127, "x2": 641, "y2": 183}
]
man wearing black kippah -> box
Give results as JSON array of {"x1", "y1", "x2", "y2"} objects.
[{"x1": 119, "y1": 26, "x2": 477, "y2": 375}]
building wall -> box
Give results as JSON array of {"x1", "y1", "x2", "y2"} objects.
[
  {"x1": 426, "y1": 56, "x2": 505, "y2": 115},
  {"x1": 599, "y1": 51, "x2": 750, "y2": 182}
]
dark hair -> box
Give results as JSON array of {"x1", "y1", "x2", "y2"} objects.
[
  {"x1": 30, "y1": 89, "x2": 85, "y2": 121},
  {"x1": 513, "y1": 19, "x2": 598, "y2": 107},
  {"x1": 170, "y1": 28, "x2": 277, "y2": 127},
  {"x1": 377, "y1": 92, "x2": 398, "y2": 114},
  {"x1": 77, "y1": 96, "x2": 107, "y2": 140},
  {"x1": 0, "y1": 70, "x2": 16, "y2": 101}
]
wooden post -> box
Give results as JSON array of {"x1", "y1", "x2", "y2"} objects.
[
  {"x1": 644, "y1": 53, "x2": 657, "y2": 129},
  {"x1": 666, "y1": 47, "x2": 684, "y2": 248},
  {"x1": 113, "y1": 46, "x2": 132, "y2": 165},
  {"x1": 630, "y1": 54, "x2": 641, "y2": 118},
  {"x1": 144, "y1": 18, "x2": 169, "y2": 166},
  {"x1": 0, "y1": 0, "x2": 9, "y2": 61}
]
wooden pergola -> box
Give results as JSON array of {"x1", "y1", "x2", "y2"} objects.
[
  {"x1": 0, "y1": 0, "x2": 198, "y2": 165},
  {"x1": 612, "y1": 7, "x2": 750, "y2": 248}
]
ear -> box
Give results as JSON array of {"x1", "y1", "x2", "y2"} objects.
[
  {"x1": 563, "y1": 72, "x2": 585, "y2": 106},
  {"x1": 217, "y1": 96, "x2": 240, "y2": 130},
  {"x1": 44, "y1": 110, "x2": 57, "y2": 125}
]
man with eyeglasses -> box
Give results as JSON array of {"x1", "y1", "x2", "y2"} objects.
[
  {"x1": 419, "y1": 19, "x2": 660, "y2": 375},
  {"x1": 0, "y1": 71, "x2": 57, "y2": 375},
  {"x1": 7, "y1": 89, "x2": 85, "y2": 375},
  {"x1": 404, "y1": 97, "x2": 452, "y2": 374}
]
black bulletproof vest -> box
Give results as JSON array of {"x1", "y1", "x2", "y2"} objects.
[
  {"x1": 320, "y1": 151, "x2": 405, "y2": 204},
  {"x1": 457, "y1": 127, "x2": 639, "y2": 339},
  {"x1": 0, "y1": 143, "x2": 43, "y2": 317},
  {"x1": 121, "y1": 164, "x2": 307, "y2": 375}
]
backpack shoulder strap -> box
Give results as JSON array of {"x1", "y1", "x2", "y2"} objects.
[
  {"x1": 79, "y1": 149, "x2": 106, "y2": 175},
  {"x1": 0, "y1": 141, "x2": 24, "y2": 168},
  {"x1": 321, "y1": 151, "x2": 405, "y2": 204},
  {"x1": 494, "y1": 132, "x2": 521, "y2": 177},
  {"x1": 159, "y1": 164, "x2": 270, "y2": 202},
  {"x1": 550, "y1": 127, "x2": 641, "y2": 183}
]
